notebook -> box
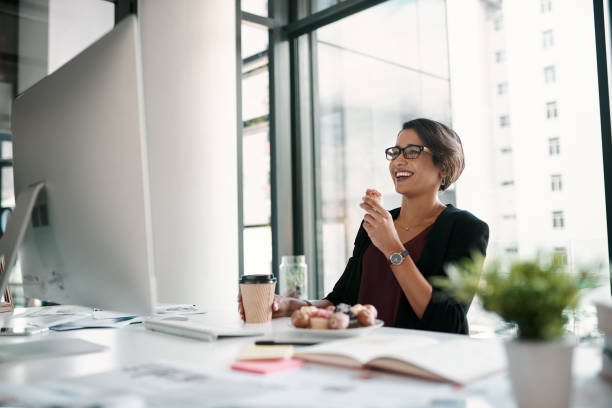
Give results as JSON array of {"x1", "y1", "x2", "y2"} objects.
[{"x1": 294, "y1": 335, "x2": 506, "y2": 384}]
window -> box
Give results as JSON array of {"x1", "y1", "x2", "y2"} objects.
[
  {"x1": 548, "y1": 137, "x2": 560, "y2": 155},
  {"x1": 542, "y1": 30, "x2": 554, "y2": 48},
  {"x1": 495, "y1": 50, "x2": 505, "y2": 63},
  {"x1": 505, "y1": 246, "x2": 518, "y2": 253},
  {"x1": 551, "y1": 174, "x2": 562, "y2": 191},
  {"x1": 544, "y1": 66, "x2": 556, "y2": 84},
  {"x1": 304, "y1": 0, "x2": 610, "y2": 336},
  {"x1": 541, "y1": 0, "x2": 552, "y2": 13},
  {"x1": 313, "y1": 0, "x2": 451, "y2": 295},
  {"x1": 552, "y1": 211, "x2": 564, "y2": 229},
  {"x1": 546, "y1": 101, "x2": 558, "y2": 118},
  {"x1": 553, "y1": 247, "x2": 568, "y2": 264},
  {"x1": 241, "y1": 20, "x2": 272, "y2": 275},
  {"x1": 494, "y1": 16, "x2": 503, "y2": 31}
]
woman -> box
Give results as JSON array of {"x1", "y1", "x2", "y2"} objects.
[{"x1": 239, "y1": 118, "x2": 489, "y2": 334}]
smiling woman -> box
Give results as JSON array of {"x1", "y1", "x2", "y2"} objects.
[{"x1": 238, "y1": 118, "x2": 489, "y2": 335}]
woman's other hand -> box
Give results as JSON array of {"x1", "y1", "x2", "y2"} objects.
[
  {"x1": 360, "y1": 196, "x2": 404, "y2": 257},
  {"x1": 237, "y1": 293, "x2": 293, "y2": 321}
]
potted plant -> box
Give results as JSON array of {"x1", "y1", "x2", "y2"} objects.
[{"x1": 436, "y1": 253, "x2": 599, "y2": 408}]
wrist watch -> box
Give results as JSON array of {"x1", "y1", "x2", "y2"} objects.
[{"x1": 387, "y1": 250, "x2": 410, "y2": 266}]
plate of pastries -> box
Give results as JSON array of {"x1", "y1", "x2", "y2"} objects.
[{"x1": 289, "y1": 303, "x2": 383, "y2": 338}]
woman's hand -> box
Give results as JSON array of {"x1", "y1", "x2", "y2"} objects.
[
  {"x1": 360, "y1": 196, "x2": 405, "y2": 257},
  {"x1": 237, "y1": 293, "x2": 293, "y2": 321}
]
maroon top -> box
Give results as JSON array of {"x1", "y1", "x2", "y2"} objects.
[{"x1": 357, "y1": 224, "x2": 433, "y2": 327}]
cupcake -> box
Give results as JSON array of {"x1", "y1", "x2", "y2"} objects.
[
  {"x1": 365, "y1": 189, "x2": 382, "y2": 203},
  {"x1": 328, "y1": 312, "x2": 349, "y2": 330},
  {"x1": 309, "y1": 309, "x2": 332, "y2": 329}
]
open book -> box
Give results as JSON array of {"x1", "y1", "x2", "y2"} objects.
[{"x1": 294, "y1": 334, "x2": 506, "y2": 384}]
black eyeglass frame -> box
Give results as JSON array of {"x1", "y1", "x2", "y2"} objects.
[{"x1": 385, "y1": 144, "x2": 432, "y2": 161}]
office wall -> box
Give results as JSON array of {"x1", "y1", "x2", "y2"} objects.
[{"x1": 139, "y1": 0, "x2": 239, "y2": 311}]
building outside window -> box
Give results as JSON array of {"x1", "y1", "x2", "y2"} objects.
[
  {"x1": 501, "y1": 180, "x2": 514, "y2": 186},
  {"x1": 552, "y1": 211, "x2": 564, "y2": 229},
  {"x1": 499, "y1": 115, "x2": 510, "y2": 127},
  {"x1": 494, "y1": 16, "x2": 503, "y2": 31},
  {"x1": 546, "y1": 101, "x2": 558, "y2": 118},
  {"x1": 501, "y1": 146, "x2": 512, "y2": 153},
  {"x1": 544, "y1": 66, "x2": 556, "y2": 84},
  {"x1": 542, "y1": 30, "x2": 554, "y2": 48},
  {"x1": 548, "y1": 137, "x2": 560, "y2": 155},
  {"x1": 551, "y1": 174, "x2": 562, "y2": 191},
  {"x1": 495, "y1": 50, "x2": 505, "y2": 63},
  {"x1": 497, "y1": 82, "x2": 508, "y2": 95},
  {"x1": 554, "y1": 247, "x2": 568, "y2": 264}
]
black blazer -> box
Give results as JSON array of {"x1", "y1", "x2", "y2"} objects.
[{"x1": 324, "y1": 204, "x2": 489, "y2": 335}]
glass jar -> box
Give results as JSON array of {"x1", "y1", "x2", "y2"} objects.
[{"x1": 278, "y1": 255, "x2": 307, "y2": 299}]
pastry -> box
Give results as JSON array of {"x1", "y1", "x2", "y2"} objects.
[
  {"x1": 309, "y1": 309, "x2": 332, "y2": 329},
  {"x1": 363, "y1": 304, "x2": 378, "y2": 319},
  {"x1": 350, "y1": 304, "x2": 364, "y2": 316},
  {"x1": 365, "y1": 189, "x2": 382, "y2": 203},
  {"x1": 328, "y1": 312, "x2": 349, "y2": 330},
  {"x1": 300, "y1": 306, "x2": 318, "y2": 316},
  {"x1": 357, "y1": 308, "x2": 376, "y2": 327},
  {"x1": 290, "y1": 310, "x2": 310, "y2": 328}
]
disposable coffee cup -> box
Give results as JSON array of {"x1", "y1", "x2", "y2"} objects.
[{"x1": 239, "y1": 274, "x2": 277, "y2": 323}]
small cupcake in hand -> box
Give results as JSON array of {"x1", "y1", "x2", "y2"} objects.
[{"x1": 365, "y1": 189, "x2": 382, "y2": 204}]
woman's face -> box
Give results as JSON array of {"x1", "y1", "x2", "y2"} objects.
[{"x1": 389, "y1": 128, "x2": 444, "y2": 197}]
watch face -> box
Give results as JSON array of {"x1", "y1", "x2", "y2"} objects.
[{"x1": 390, "y1": 253, "x2": 403, "y2": 265}]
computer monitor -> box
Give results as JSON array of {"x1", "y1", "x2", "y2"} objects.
[{"x1": 7, "y1": 16, "x2": 156, "y2": 315}]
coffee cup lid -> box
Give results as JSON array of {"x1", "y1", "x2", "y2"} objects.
[{"x1": 239, "y1": 274, "x2": 277, "y2": 284}]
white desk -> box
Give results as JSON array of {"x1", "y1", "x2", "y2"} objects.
[{"x1": 0, "y1": 313, "x2": 610, "y2": 407}]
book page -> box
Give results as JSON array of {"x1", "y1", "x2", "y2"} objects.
[
  {"x1": 296, "y1": 335, "x2": 439, "y2": 365},
  {"x1": 378, "y1": 338, "x2": 506, "y2": 384}
]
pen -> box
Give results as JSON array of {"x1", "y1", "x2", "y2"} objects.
[{"x1": 255, "y1": 340, "x2": 319, "y2": 346}]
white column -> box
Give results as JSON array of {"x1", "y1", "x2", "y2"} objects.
[{"x1": 139, "y1": 0, "x2": 239, "y2": 311}]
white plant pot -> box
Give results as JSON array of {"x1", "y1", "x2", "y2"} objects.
[{"x1": 505, "y1": 340, "x2": 574, "y2": 408}]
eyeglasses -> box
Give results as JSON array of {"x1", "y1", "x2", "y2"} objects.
[{"x1": 385, "y1": 144, "x2": 431, "y2": 161}]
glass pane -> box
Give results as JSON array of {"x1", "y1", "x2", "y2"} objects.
[
  {"x1": 1, "y1": 166, "x2": 14, "y2": 208},
  {"x1": 315, "y1": 0, "x2": 449, "y2": 294},
  {"x1": 243, "y1": 226, "x2": 272, "y2": 275},
  {"x1": 242, "y1": 66, "x2": 269, "y2": 122},
  {"x1": 1, "y1": 141, "x2": 12, "y2": 160},
  {"x1": 241, "y1": 22, "x2": 268, "y2": 59},
  {"x1": 242, "y1": 0, "x2": 268, "y2": 17},
  {"x1": 243, "y1": 125, "x2": 271, "y2": 226},
  {"x1": 241, "y1": 18, "x2": 271, "y2": 275},
  {"x1": 317, "y1": 0, "x2": 420, "y2": 72},
  {"x1": 313, "y1": 0, "x2": 609, "y2": 338},
  {"x1": 313, "y1": 0, "x2": 348, "y2": 13}
]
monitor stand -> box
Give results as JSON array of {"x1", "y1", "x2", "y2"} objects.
[{"x1": 0, "y1": 182, "x2": 45, "y2": 298}]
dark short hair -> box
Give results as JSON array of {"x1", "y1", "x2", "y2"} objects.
[{"x1": 399, "y1": 118, "x2": 465, "y2": 191}]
